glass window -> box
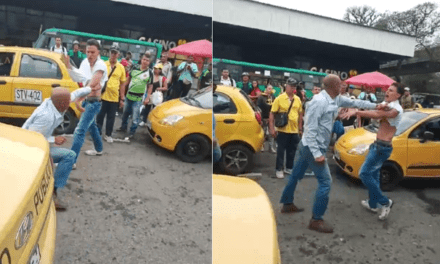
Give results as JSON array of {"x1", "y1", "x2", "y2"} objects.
[
  {"x1": 409, "y1": 117, "x2": 440, "y2": 141},
  {"x1": 213, "y1": 92, "x2": 237, "y2": 114},
  {"x1": 0, "y1": 52, "x2": 15, "y2": 76},
  {"x1": 19, "y1": 54, "x2": 62, "y2": 79},
  {"x1": 396, "y1": 112, "x2": 429, "y2": 136},
  {"x1": 191, "y1": 87, "x2": 213, "y2": 109}
]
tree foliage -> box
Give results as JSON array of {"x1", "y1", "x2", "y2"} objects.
[{"x1": 343, "y1": 5, "x2": 381, "y2": 27}]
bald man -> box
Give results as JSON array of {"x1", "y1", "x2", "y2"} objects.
[
  {"x1": 279, "y1": 74, "x2": 385, "y2": 233},
  {"x1": 23, "y1": 86, "x2": 92, "y2": 211}
]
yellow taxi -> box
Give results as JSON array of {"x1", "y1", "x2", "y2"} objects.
[
  {"x1": 213, "y1": 174, "x2": 281, "y2": 264},
  {"x1": 0, "y1": 123, "x2": 56, "y2": 264},
  {"x1": 214, "y1": 85, "x2": 264, "y2": 175},
  {"x1": 0, "y1": 46, "x2": 81, "y2": 134},
  {"x1": 334, "y1": 109, "x2": 440, "y2": 191},
  {"x1": 146, "y1": 87, "x2": 212, "y2": 163}
]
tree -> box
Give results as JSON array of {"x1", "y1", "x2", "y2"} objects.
[
  {"x1": 375, "y1": 2, "x2": 440, "y2": 51},
  {"x1": 343, "y1": 6, "x2": 381, "y2": 27}
]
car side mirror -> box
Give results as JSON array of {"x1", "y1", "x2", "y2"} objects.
[{"x1": 420, "y1": 131, "x2": 434, "y2": 143}]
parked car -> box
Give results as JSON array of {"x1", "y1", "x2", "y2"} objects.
[
  {"x1": 213, "y1": 174, "x2": 281, "y2": 264},
  {"x1": 146, "y1": 87, "x2": 212, "y2": 163},
  {"x1": 0, "y1": 123, "x2": 56, "y2": 264},
  {"x1": 334, "y1": 109, "x2": 440, "y2": 191},
  {"x1": 214, "y1": 85, "x2": 264, "y2": 175},
  {"x1": 0, "y1": 46, "x2": 82, "y2": 134}
]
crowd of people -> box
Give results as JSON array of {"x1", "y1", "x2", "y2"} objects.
[{"x1": 26, "y1": 37, "x2": 212, "y2": 210}]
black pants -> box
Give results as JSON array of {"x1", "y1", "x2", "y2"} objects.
[
  {"x1": 96, "y1": 100, "x2": 119, "y2": 137},
  {"x1": 276, "y1": 132, "x2": 300, "y2": 171},
  {"x1": 179, "y1": 80, "x2": 192, "y2": 98},
  {"x1": 141, "y1": 104, "x2": 153, "y2": 123}
]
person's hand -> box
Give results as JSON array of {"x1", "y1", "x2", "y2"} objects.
[
  {"x1": 315, "y1": 156, "x2": 325, "y2": 163},
  {"x1": 270, "y1": 128, "x2": 277, "y2": 138},
  {"x1": 63, "y1": 55, "x2": 71, "y2": 69},
  {"x1": 119, "y1": 100, "x2": 124, "y2": 109},
  {"x1": 75, "y1": 97, "x2": 86, "y2": 112},
  {"x1": 340, "y1": 108, "x2": 358, "y2": 120},
  {"x1": 376, "y1": 103, "x2": 390, "y2": 111},
  {"x1": 54, "y1": 136, "x2": 67, "y2": 146},
  {"x1": 91, "y1": 83, "x2": 102, "y2": 92},
  {"x1": 143, "y1": 97, "x2": 150, "y2": 105}
]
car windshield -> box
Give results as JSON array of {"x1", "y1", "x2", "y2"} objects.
[
  {"x1": 181, "y1": 87, "x2": 213, "y2": 109},
  {"x1": 364, "y1": 111, "x2": 429, "y2": 136}
]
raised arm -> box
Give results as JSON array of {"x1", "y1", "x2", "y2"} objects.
[{"x1": 338, "y1": 95, "x2": 376, "y2": 110}]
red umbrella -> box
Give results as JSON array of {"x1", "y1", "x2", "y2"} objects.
[
  {"x1": 345, "y1": 71, "x2": 394, "y2": 90},
  {"x1": 169, "y1": 39, "x2": 212, "y2": 58}
]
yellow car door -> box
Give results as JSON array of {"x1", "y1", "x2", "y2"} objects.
[
  {"x1": 0, "y1": 51, "x2": 18, "y2": 114},
  {"x1": 11, "y1": 52, "x2": 66, "y2": 117},
  {"x1": 407, "y1": 116, "x2": 440, "y2": 177},
  {"x1": 214, "y1": 91, "x2": 240, "y2": 146}
]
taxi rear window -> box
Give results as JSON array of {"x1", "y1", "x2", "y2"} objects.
[{"x1": 238, "y1": 89, "x2": 259, "y2": 113}]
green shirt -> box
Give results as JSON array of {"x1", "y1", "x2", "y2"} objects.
[{"x1": 126, "y1": 68, "x2": 153, "y2": 101}]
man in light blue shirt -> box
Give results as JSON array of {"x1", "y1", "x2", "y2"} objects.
[
  {"x1": 176, "y1": 54, "x2": 198, "y2": 97},
  {"x1": 23, "y1": 86, "x2": 92, "y2": 211},
  {"x1": 279, "y1": 74, "x2": 384, "y2": 233}
]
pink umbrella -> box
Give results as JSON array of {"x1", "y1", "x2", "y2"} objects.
[
  {"x1": 169, "y1": 39, "x2": 212, "y2": 58},
  {"x1": 345, "y1": 71, "x2": 394, "y2": 90}
]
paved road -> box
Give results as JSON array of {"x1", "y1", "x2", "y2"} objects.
[
  {"x1": 2, "y1": 116, "x2": 211, "y2": 264},
  {"x1": 252, "y1": 144, "x2": 440, "y2": 264}
]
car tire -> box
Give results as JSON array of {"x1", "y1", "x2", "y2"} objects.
[
  {"x1": 175, "y1": 134, "x2": 210, "y2": 163},
  {"x1": 380, "y1": 162, "x2": 403, "y2": 192},
  {"x1": 219, "y1": 144, "x2": 254, "y2": 175},
  {"x1": 54, "y1": 109, "x2": 78, "y2": 135}
]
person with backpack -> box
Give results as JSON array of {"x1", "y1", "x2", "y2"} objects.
[
  {"x1": 117, "y1": 54, "x2": 153, "y2": 138},
  {"x1": 236, "y1": 72, "x2": 252, "y2": 93},
  {"x1": 139, "y1": 63, "x2": 167, "y2": 126},
  {"x1": 50, "y1": 37, "x2": 68, "y2": 56},
  {"x1": 220, "y1": 68, "x2": 236, "y2": 87}
]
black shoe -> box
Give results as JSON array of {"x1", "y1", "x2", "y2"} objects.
[{"x1": 116, "y1": 127, "x2": 127, "y2": 132}]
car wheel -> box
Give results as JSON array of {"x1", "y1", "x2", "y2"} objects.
[
  {"x1": 54, "y1": 109, "x2": 78, "y2": 135},
  {"x1": 219, "y1": 144, "x2": 253, "y2": 175},
  {"x1": 175, "y1": 134, "x2": 210, "y2": 163},
  {"x1": 380, "y1": 162, "x2": 403, "y2": 192}
]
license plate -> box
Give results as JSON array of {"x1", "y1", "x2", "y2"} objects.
[
  {"x1": 334, "y1": 150, "x2": 340, "y2": 160},
  {"x1": 15, "y1": 89, "x2": 43, "y2": 104},
  {"x1": 28, "y1": 244, "x2": 41, "y2": 264}
]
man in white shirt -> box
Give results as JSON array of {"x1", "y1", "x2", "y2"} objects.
[
  {"x1": 157, "y1": 53, "x2": 172, "y2": 85},
  {"x1": 220, "y1": 68, "x2": 236, "y2": 87},
  {"x1": 50, "y1": 37, "x2": 68, "y2": 55},
  {"x1": 23, "y1": 86, "x2": 92, "y2": 211},
  {"x1": 71, "y1": 39, "x2": 108, "y2": 164}
]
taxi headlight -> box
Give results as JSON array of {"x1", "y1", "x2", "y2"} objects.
[
  {"x1": 348, "y1": 144, "x2": 370, "y2": 155},
  {"x1": 15, "y1": 211, "x2": 34, "y2": 249},
  {"x1": 159, "y1": 115, "x2": 184, "y2": 126}
]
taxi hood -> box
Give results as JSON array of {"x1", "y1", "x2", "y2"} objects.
[
  {"x1": 0, "y1": 124, "x2": 49, "y2": 230},
  {"x1": 337, "y1": 127, "x2": 377, "y2": 150},
  {"x1": 151, "y1": 98, "x2": 210, "y2": 120},
  {"x1": 213, "y1": 175, "x2": 280, "y2": 264}
]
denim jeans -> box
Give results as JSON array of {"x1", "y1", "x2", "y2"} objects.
[
  {"x1": 71, "y1": 101, "x2": 103, "y2": 164},
  {"x1": 276, "y1": 132, "x2": 299, "y2": 171},
  {"x1": 50, "y1": 147, "x2": 76, "y2": 189},
  {"x1": 359, "y1": 142, "x2": 393, "y2": 208},
  {"x1": 213, "y1": 144, "x2": 222, "y2": 163},
  {"x1": 280, "y1": 141, "x2": 332, "y2": 220},
  {"x1": 120, "y1": 98, "x2": 142, "y2": 135},
  {"x1": 141, "y1": 104, "x2": 153, "y2": 123}
]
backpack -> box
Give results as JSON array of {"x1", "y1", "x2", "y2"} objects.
[{"x1": 50, "y1": 45, "x2": 67, "y2": 54}]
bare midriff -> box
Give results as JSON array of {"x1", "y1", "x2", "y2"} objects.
[{"x1": 377, "y1": 119, "x2": 397, "y2": 142}]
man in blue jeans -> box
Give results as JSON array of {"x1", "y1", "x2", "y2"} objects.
[
  {"x1": 341, "y1": 82, "x2": 404, "y2": 220},
  {"x1": 71, "y1": 39, "x2": 107, "y2": 163},
  {"x1": 23, "y1": 87, "x2": 92, "y2": 211},
  {"x1": 279, "y1": 74, "x2": 384, "y2": 233}
]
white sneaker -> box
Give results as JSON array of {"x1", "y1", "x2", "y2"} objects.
[
  {"x1": 284, "y1": 168, "x2": 292, "y2": 175},
  {"x1": 378, "y1": 199, "x2": 393, "y2": 220},
  {"x1": 361, "y1": 199, "x2": 379, "y2": 213},
  {"x1": 139, "y1": 121, "x2": 146, "y2": 127},
  {"x1": 72, "y1": 163, "x2": 76, "y2": 170},
  {"x1": 103, "y1": 135, "x2": 113, "y2": 143},
  {"x1": 304, "y1": 171, "x2": 315, "y2": 176},
  {"x1": 276, "y1": 170, "x2": 284, "y2": 179},
  {"x1": 84, "y1": 150, "x2": 103, "y2": 156}
]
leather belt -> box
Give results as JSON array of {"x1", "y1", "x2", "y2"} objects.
[
  {"x1": 375, "y1": 139, "x2": 392, "y2": 147},
  {"x1": 85, "y1": 97, "x2": 101, "y2": 103}
]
